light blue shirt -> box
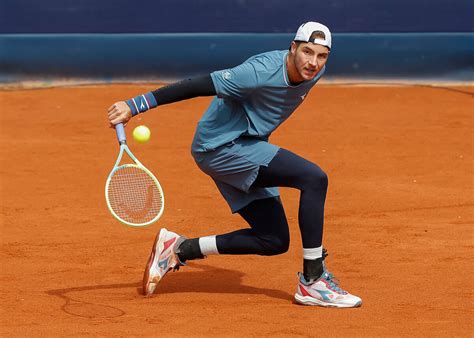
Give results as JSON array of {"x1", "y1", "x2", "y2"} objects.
[{"x1": 191, "y1": 50, "x2": 325, "y2": 153}]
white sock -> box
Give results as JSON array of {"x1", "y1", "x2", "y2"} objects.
[
  {"x1": 303, "y1": 246, "x2": 323, "y2": 260},
  {"x1": 199, "y1": 236, "x2": 219, "y2": 256}
]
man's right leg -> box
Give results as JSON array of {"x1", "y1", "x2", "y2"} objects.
[{"x1": 178, "y1": 196, "x2": 290, "y2": 260}]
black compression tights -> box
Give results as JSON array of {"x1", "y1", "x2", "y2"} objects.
[{"x1": 216, "y1": 148, "x2": 328, "y2": 255}]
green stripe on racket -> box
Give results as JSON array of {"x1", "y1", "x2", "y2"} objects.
[{"x1": 105, "y1": 123, "x2": 164, "y2": 227}]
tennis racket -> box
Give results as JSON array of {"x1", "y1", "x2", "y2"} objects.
[{"x1": 105, "y1": 123, "x2": 164, "y2": 227}]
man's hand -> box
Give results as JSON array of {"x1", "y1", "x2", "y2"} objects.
[{"x1": 108, "y1": 101, "x2": 132, "y2": 128}]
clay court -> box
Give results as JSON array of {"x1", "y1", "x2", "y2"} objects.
[{"x1": 0, "y1": 83, "x2": 472, "y2": 335}]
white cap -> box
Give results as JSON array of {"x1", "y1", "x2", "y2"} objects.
[{"x1": 294, "y1": 22, "x2": 332, "y2": 49}]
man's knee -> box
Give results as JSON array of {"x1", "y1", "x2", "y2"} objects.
[
  {"x1": 305, "y1": 166, "x2": 328, "y2": 191},
  {"x1": 259, "y1": 232, "x2": 290, "y2": 256}
]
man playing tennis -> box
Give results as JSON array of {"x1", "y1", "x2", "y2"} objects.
[{"x1": 108, "y1": 22, "x2": 362, "y2": 308}]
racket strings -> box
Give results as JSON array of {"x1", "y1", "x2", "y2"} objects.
[{"x1": 107, "y1": 166, "x2": 163, "y2": 224}]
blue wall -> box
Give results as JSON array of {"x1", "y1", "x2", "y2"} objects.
[
  {"x1": 2, "y1": 33, "x2": 472, "y2": 83},
  {"x1": 1, "y1": 0, "x2": 472, "y2": 33}
]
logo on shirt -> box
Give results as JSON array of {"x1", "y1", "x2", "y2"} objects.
[
  {"x1": 222, "y1": 71, "x2": 232, "y2": 80},
  {"x1": 301, "y1": 93, "x2": 307, "y2": 100}
]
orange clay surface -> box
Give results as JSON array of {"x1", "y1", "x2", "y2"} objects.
[{"x1": 1, "y1": 84, "x2": 473, "y2": 336}]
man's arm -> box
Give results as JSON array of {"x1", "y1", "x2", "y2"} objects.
[
  {"x1": 150, "y1": 75, "x2": 215, "y2": 106},
  {"x1": 108, "y1": 75, "x2": 216, "y2": 127}
]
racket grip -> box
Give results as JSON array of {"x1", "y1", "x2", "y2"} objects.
[{"x1": 115, "y1": 123, "x2": 127, "y2": 144}]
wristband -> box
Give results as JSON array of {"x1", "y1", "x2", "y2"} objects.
[{"x1": 125, "y1": 92, "x2": 158, "y2": 116}]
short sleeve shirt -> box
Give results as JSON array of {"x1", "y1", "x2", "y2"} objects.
[{"x1": 191, "y1": 50, "x2": 325, "y2": 152}]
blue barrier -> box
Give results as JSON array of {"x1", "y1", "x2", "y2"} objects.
[{"x1": 0, "y1": 33, "x2": 473, "y2": 83}]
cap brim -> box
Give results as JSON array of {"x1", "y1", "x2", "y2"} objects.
[{"x1": 293, "y1": 39, "x2": 330, "y2": 50}]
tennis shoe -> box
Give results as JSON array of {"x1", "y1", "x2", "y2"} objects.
[
  {"x1": 142, "y1": 228, "x2": 185, "y2": 296},
  {"x1": 295, "y1": 269, "x2": 362, "y2": 308}
]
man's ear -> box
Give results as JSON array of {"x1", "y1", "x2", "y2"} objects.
[{"x1": 290, "y1": 41, "x2": 298, "y2": 54}]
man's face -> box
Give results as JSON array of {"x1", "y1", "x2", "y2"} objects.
[{"x1": 289, "y1": 41, "x2": 330, "y2": 82}]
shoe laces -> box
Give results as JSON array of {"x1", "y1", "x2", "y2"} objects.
[
  {"x1": 322, "y1": 270, "x2": 347, "y2": 295},
  {"x1": 321, "y1": 250, "x2": 347, "y2": 295}
]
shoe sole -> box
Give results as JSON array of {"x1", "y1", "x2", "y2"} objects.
[
  {"x1": 294, "y1": 293, "x2": 362, "y2": 308},
  {"x1": 142, "y1": 228, "x2": 167, "y2": 296}
]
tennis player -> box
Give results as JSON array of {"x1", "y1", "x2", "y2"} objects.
[{"x1": 108, "y1": 22, "x2": 362, "y2": 308}]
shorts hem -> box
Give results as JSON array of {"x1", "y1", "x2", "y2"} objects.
[{"x1": 240, "y1": 147, "x2": 279, "y2": 193}]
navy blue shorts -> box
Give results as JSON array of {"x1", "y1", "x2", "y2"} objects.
[{"x1": 192, "y1": 137, "x2": 280, "y2": 212}]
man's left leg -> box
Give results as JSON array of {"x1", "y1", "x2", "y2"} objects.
[
  {"x1": 252, "y1": 148, "x2": 328, "y2": 281},
  {"x1": 251, "y1": 148, "x2": 362, "y2": 307},
  {"x1": 142, "y1": 197, "x2": 289, "y2": 296}
]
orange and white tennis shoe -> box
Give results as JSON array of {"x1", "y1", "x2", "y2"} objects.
[
  {"x1": 142, "y1": 228, "x2": 185, "y2": 296},
  {"x1": 295, "y1": 270, "x2": 362, "y2": 308}
]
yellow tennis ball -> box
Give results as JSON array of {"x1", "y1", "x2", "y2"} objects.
[{"x1": 133, "y1": 125, "x2": 151, "y2": 143}]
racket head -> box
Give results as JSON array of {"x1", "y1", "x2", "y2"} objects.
[{"x1": 105, "y1": 163, "x2": 164, "y2": 227}]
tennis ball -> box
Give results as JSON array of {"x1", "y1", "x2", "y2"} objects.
[{"x1": 133, "y1": 125, "x2": 151, "y2": 143}]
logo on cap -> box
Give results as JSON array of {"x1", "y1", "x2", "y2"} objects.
[{"x1": 222, "y1": 71, "x2": 232, "y2": 80}]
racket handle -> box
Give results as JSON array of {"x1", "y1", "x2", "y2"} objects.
[{"x1": 115, "y1": 123, "x2": 127, "y2": 144}]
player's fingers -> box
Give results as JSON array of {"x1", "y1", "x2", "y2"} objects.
[
  {"x1": 108, "y1": 107, "x2": 118, "y2": 117},
  {"x1": 109, "y1": 111, "x2": 124, "y2": 123},
  {"x1": 108, "y1": 104, "x2": 118, "y2": 113},
  {"x1": 110, "y1": 118, "x2": 120, "y2": 126},
  {"x1": 107, "y1": 113, "x2": 116, "y2": 123},
  {"x1": 110, "y1": 114, "x2": 128, "y2": 126}
]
